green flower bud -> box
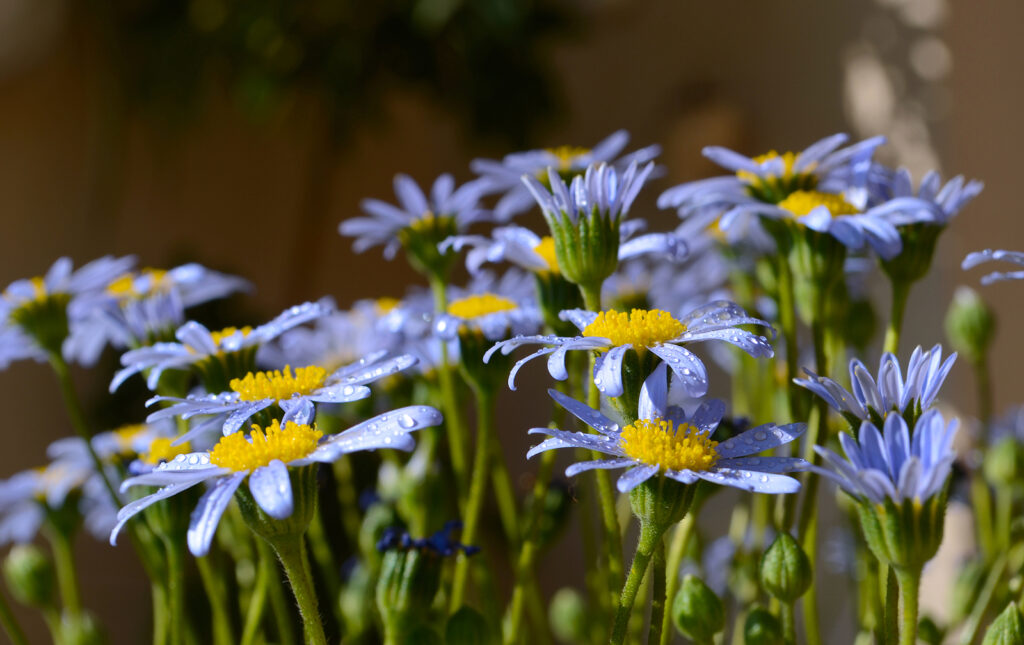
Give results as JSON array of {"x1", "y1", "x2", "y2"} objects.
[
  {"x1": 359, "y1": 503, "x2": 400, "y2": 561},
  {"x1": 376, "y1": 547, "x2": 443, "y2": 638},
  {"x1": 3, "y1": 544, "x2": 56, "y2": 609},
  {"x1": 628, "y1": 476, "x2": 694, "y2": 533},
  {"x1": 549, "y1": 587, "x2": 588, "y2": 644},
  {"x1": 60, "y1": 610, "x2": 105, "y2": 645},
  {"x1": 984, "y1": 436, "x2": 1024, "y2": 488},
  {"x1": 672, "y1": 575, "x2": 724, "y2": 643},
  {"x1": 759, "y1": 533, "x2": 812, "y2": 603},
  {"x1": 743, "y1": 606, "x2": 783, "y2": 645},
  {"x1": 546, "y1": 207, "x2": 621, "y2": 294},
  {"x1": 945, "y1": 286, "x2": 996, "y2": 365},
  {"x1": 445, "y1": 606, "x2": 496, "y2": 645},
  {"x1": 918, "y1": 615, "x2": 945, "y2": 645},
  {"x1": 855, "y1": 494, "x2": 947, "y2": 571},
  {"x1": 982, "y1": 602, "x2": 1024, "y2": 645}
]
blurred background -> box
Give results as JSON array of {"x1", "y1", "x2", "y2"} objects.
[{"x1": 0, "y1": 0, "x2": 1021, "y2": 641}]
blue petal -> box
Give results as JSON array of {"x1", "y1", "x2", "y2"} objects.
[
  {"x1": 616, "y1": 465, "x2": 659, "y2": 493},
  {"x1": 716, "y1": 423, "x2": 806, "y2": 459},
  {"x1": 698, "y1": 468, "x2": 801, "y2": 494},
  {"x1": 648, "y1": 343, "x2": 708, "y2": 398},
  {"x1": 187, "y1": 472, "x2": 245, "y2": 557},
  {"x1": 547, "y1": 389, "x2": 620, "y2": 436},
  {"x1": 249, "y1": 460, "x2": 293, "y2": 520},
  {"x1": 565, "y1": 458, "x2": 635, "y2": 478},
  {"x1": 594, "y1": 344, "x2": 630, "y2": 397}
]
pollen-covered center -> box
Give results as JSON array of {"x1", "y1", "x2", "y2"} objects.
[
  {"x1": 142, "y1": 437, "x2": 192, "y2": 465},
  {"x1": 582, "y1": 309, "x2": 686, "y2": 348},
  {"x1": 209, "y1": 420, "x2": 322, "y2": 472},
  {"x1": 107, "y1": 269, "x2": 169, "y2": 299},
  {"x1": 777, "y1": 190, "x2": 858, "y2": 217},
  {"x1": 737, "y1": 150, "x2": 818, "y2": 203},
  {"x1": 620, "y1": 418, "x2": 719, "y2": 472},
  {"x1": 230, "y1": 365, "x2": 328, "y2": 401},
  {"x1": 448, "y1": 293, "x2": 518, "y2": 319},
  {"x1": 534, "y1": 236, "x2": 560, "y2": 274}
]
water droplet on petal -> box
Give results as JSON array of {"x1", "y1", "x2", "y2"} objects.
[
  {"x1": 399, "y1": 414, "x2": 416, "y2": 429},
  {"x1": 754, "y1": 430, "x2": 767, "y2": 441}
]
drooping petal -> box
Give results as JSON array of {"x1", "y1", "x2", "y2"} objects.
[
  {"x1": 565, "y1": 458, "x2": 635, "y2": 478},
  {"x1": 187, "y1": 472, "x2": 246, "y2": 557},
  {"x1": 249, "y1": 460, "x2": 293, "y2": 520},
  {"x1": 547, "y1": 389, "x2": 620, "y2": 436},
  {"x1": 648, "y1": 343, "x2": 708, "y2": 398},
  {"x1": 616, "y1": 464, "x2": 659, "y2": 493},
  {"x1": 594, "y1": 344, "x2": 631, "y2": 397}
]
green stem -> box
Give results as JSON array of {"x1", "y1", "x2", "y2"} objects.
[
  {"x1": 971, "y1": 477, "x2": 995, "y2": 561},
  {"x1": 975, "y1": 355, "x2": 994, "y2": 427},
  {"x1": 883, "y1": 279, "x2": 910, "y2": 356},
  {"x1": 267, "y1": 561, "x2": 297, "y2": 645},
  {"x1": 49, "y1": 528, "x2": 82, "y2": 618},
  {"x1": 647, "y1": 539, "x2": 667, "y2": 645},
  {"x1": 272, "y1": 535, "x2": 327, "y2": 645},
  {"x1": 430, "y1": 274, "x2": 469, "y2": 497},
  {"x1": 163, "y1": 538, "x2": 186, "y2": 645},
  {"x1": 451, "y1": 386, "x2": 496, "y2": 611},
  {"x1": 781, "y1": 602, "x2": 796, "y2": 645},
  {"x1": 896, "y1": 568, "x2": 921, "y2": 645},
  {"x1": 776, "y1": 256, "x2": 803, "y2": 421},
  {"x1": 0, "y1": 588, "x2": 28, "y2": 645},
  {"x1": 240, "y1": 544, "x2": 273, "y2": 645},
  {"x1": 151, "y1": 582, "x2": 168, "y2": 645},
  {"x1": 195, "y1": 555, "x2": 235, "y2": 645},
  {"x1": 611, "y1": 521, "x2": 663, "y2": 645},
  {"x1": 997, "y1": 487, "x2": 1014, "y2": 552},
  {"x1": 306, "y1": 507, "x2": 342, "y2": 623},
  {"x1": 504, "y1": 449, "x2": 557, "y2": 644},
  {"x1": 885, "y1": 567, "x2": 898, "y2": 645},
  {"x1": 958, "y1": 554, "x2": 1007, "y2": 645},
  {"x1": 660, "y1": 515, "x2": 696, "y2": 645},
  {"x1": 490, "y1": 434, "x2": 521, "y2": 549}
]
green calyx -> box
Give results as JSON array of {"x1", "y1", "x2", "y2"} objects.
[
  {"x1": 945, "y1": 286, "x2": 996, "y2": 365},
  {"x1": 628, "y1": 475, "x2": 694, "y2": 534},
  {"x1": 854, "y1": 489, "x2": 948, "y2": 573},
  {"x1": 672, "y1": 574, "x2": 725, "y2": 643},
  {"x1": 881, "y1": 222, "x2": 943, "y2": 286},
  {"x1": 192, "y1": 346, "x2": 259, "y2": 395},
  {"x1": 545, "y1": 206, "x2": 621, "y2": 290},
  {"x1": 759, "y1": 532, "x2": 812, "y2": 603},
  {"x1": 399, "y1": 213, "x2": 459, "y2": 278},
  {"x1": 9, "y1": 292, "x2": 72, "y2": 356},
  {"x1": 236, "y1": 464, "x2": 319, "y2": 543},
  {"x1": 3, "y1": 545, "x2": 56, "y2": 610},
  {"x1": 376, "y1": 546, "x2": 444, "y2": 641}
]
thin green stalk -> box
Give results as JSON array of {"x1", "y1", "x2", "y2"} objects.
[
  {"x1": 162, "y1": 538, "x2": 186, "y2": 645},
  {"x1": 882, "y1": 279, "x2": 910, "y2": 356},
  {"x1": 647, "y1": 540, "x2": 667, "y2": 645},
  {"x1": 975, "y1": 355, "x2": 994, "y2": 426},
  {"x1": 489, "y1": 436, "x2": 521, "y2": 548},
  {"x1": 430, "y1": 274, "x2": 469, "y2": 495},
  {"x1": 195, "y1": 555, "x2": 235, "y2": 645},
  {"x1": 896, "y1": 568, "x2": 921, "y2": 645},
  {"x1": 49, "y1": 529, "x2": 82, "y2": 618},
  {"x1": 776, "y1": 256, "x2": 803, "y2": 421},
  {"x1": 958, "y1": 554, "x2": 1007, "y2": 645},
  {"x1": 451, "y1": 386, "x2": 496, "y2": 611},
  {"x1": 660, "y1": 515, "x2": 696, "y2": 645},
  {"x1": 885, "y1": 567, "x2": 898, "y2": 645},
  {"x1": 611, "y1": 522, "x2": 662, "y2": 645},
  {"x1": 272, "y1": 535, "x2": 327, "y2": 645},
  {"x1": 0, "y1": 589, "x2": 28, "y2": 645},
  {"x1": 306, "y1": 507, "x2": 342, "y2": 623},
  {"x1": 267, "y1": 560, "x2": 297, "y2": 645},
  {"x1": 240, "y1": 544, "x2": 273, "y2": 645},
  {"x1": 971, "y1": 477, "x2": 995, "y2": 560},
  {"x1": 151, "y1": 582, "x2": 168, "y2": 645},
  {"x1": 781, "y1": 602, "x2": 796, "y2": 645}
]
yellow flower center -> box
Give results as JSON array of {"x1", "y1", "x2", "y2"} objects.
[
  {"x1": 209, "y1": 420, "x2": 322, "y2": 472},
  {"x1": 620, "y1": 418, "x2": 719, "y2": 472},
  {"x1": 374, "y1": 297, "x2": 401, "y2": 316},
  {"x1": 106, "y1": 269, "x2": 169, "y2": 299},
  {"x1": 582, "y1": 309, "x2": 686, "y2": 348},
  {"x1": 142, "y1": 437, "x2": 192, "y2": 465},
  {"x1": 209, "y1": 326, "x2": 253, "y2": 347},
  {"x1": 4, "y1": 277, "x2": 48, "y2": 305},
  {"x1": 229, "y1": 365, "x2": 328, "y2": 401},
  {"x1": 737, "y1": 151, "x2": 800, "y2": 181},
  {"x1": 735, "y1": 150, "x2": 819, "y2": 203},
  {"x1": 534, "y1": 236, "x2": 560, "y2": 274},
  {"x1": 113, "y1": 424, "x2": 149, "y2": 454},
  {"x1": 447, "y1": 293, "x2": 518, "y2": 320},
  {"x1": 777, "y1": 190, "x2": 858, "y2": 217},
  {"x1": 546, "y1": 145, "x2": 590, "y2": 171}
]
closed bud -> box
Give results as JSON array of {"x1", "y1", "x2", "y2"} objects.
[
  {"x1": 672, "y1": 575, "x2": 724, "y2": 643},
  {"x1": 376, "y1": 547, "x2": 443, "y2": 633},
  {"x1": 945, "y1": 287, "x2": 996, "y2": 365},
  {"x1": 743, "y1": 606, "x2": 783, "y2": 645},
  {"x1": 984, "y1": 436, "x2": 1024, "y2": 488},
  {"x1": 760, "y1": 533, "x2": 811, "y2": 603},
  {"x1": 60, "y1": 610, "x2": 105, "y2": 645},
  {"x1": 446, "y1": 606, "x2": 496, "y2": 645},
  {"x1": 982, "y1": 602, "x2": 1024, "y2": 645},
  {"x1": 549, "y1": 587, "x2": 588, "y2": 644},
  {"x1": 3, "y1": 544, "x2": 56, "y2": 609}
]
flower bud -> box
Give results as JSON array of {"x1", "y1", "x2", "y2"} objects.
[
  {"x1": 743, "y1": 606, "x2": 783, "y2": 645},
  {"x1": 984, "y1": 436, "x2": 1024, "y2": 488},
  {"x1": 3, "y1": 545, "x2": 55, "y2": 609},
  {"x1": 945, "y1": 286, "x2": 996, "y2": 365},
  {"x1": 446, "y1": 606, "x2": 496, "y2": 645},
  {"x1": 982, "y1": 602, "x2": 1024, "y2": 645},
  {"x1": 759, "y1": 533, "x2": 811, "y2": 603},
  {"x1": 60, "y1": 610, "x2": 105, "y2": 645},
  {"x1": 672, "y1": 574, "x2": 724, "y2": 643},
  {"x1": 549, "y1": 587, "x2": 588, "y2": 644},
  {"x1": 376, "y1": 547, "x2": 443, "y2": 633}
]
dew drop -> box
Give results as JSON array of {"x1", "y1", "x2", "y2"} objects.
[
  {"x1": 754, "y1": 430, "x2": 767, "y2": 441},
  {"x1": 399, "y1": 414, "x2": 416, "y2": 429},
  {"x1": 760, "y1": 475, "x2": 769, "y2": 483}
]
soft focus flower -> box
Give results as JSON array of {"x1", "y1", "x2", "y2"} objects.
[
  {"x1": 145, "y1": 352, "x2": 418, "y2": 445},
  {"x1": 471, "y1": 130, "x2": 660, "y2": 220},
  {"x1": 0, "y1": 255, "x2": 136, "y2": 368},
  {"x1": 814, "y1": 410, "x2": 956, "y2": 505},
  {"x1": 962, "y1": 249, "x2": 1024, "y2": 285},
  {"x1": 111, "y1": 300, "x2": 332, "y2": 392},
  {"x1": 111, "y1": 405, "x2": 442, "y2": 556},
  {"x1": 434, "y1": 271, "x2": 543, "y2": 342},
  {"x1": 526, "y1": 364, "x2": 807, "y2": 493},
  {"x1": 867, "y1": 167, "x2": 983, "y2": 226},
  {"x1": 487, "y1": 301, "x2": 773, "y2": 397},
  {"x1": 795, "y1": 344, "x2": 955, "y2": 426}
]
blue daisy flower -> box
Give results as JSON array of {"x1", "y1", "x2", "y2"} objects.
[
  {"x1": 110, "y1": 299, "x2": 333, "y2": 392},
  {"x1": 144, "y1": 351, "x2": 418, "y2": 445},
  {"x1": 0, "y1": 255, "x2": 136, "y2": 368},
  {"x1": 814, "y1": 409, "x2": 956, "y2": 505},
  {"x1": 434, "y1": 271, "x2": 544, "y2": 342},
  {"x1": 486, "y1": 300, "x2": 773, "y2": 398},
  {"x1": 526, "y1": 364, "x2": 808, "y2": 494},
  {"x1": 471, "y1": 130, "x2": 660, "y2": 220},
  {"x1": 962, "y1": 249, "x2": 1024, "y2": 284},
  {"x1": 795, "y1": 344, "x2": 955, "y2": 426},
  {"x1": 867, "y1": 167, "x2": 983, "y2": 226},
  {"x1": 524, "y1": 161, "x2": 655, "y2": 229},
  {"x1": 110, "y1": 405, "x2": 442, "y2": 556}
]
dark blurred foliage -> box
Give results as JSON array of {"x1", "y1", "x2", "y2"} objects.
[{"x1": 88, "y1": 0, "x2": 581, "y2": 146}]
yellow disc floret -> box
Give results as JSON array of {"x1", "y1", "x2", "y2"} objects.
[
  {"x1": 582, "y1": 309, "x2": 686, "y2": 348},
  {"x1": 374, "y1": 297, "x2": 401, "y2": 316},
  {"x1": 546, "y1": 145, "x2": 590, "y2": 171},
  {"x1": 620, "y1": 418, "x2": 719, "y2": 472},
  {"x1": 777, "y1": 190, "x2": 858, "y2": 217},
  {"x1": 142, "y1": 438, "x2": 192, "y2": 465},
  {"x1": 106, "y1": 269, "x2": 169, "y2": 299},
  {"x1": 113, "y1": 424, "x2": 149, "y2": 454},
  {"x1": 736, "y1": 151, "x2": 800, "y2": 182},
  {"x1": 230, "y1": 365, "x2": 328, "y2": 401},
  {"x1": 534, "y1": 236, "x2": 560, "y2": 274},
  {"x1": 209, "y1": 420, "x2": 322, "y2": 472},
  {"x1": 448, "y1": 293, "x2": 518, "y2": 320}
]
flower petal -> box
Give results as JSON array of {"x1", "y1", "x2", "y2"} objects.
[
  {"x1": 187, "y1": 472, "x2": 245, "y2": 557},
  {"x1": 249, "y1": 460, "x2": 293, "y2": 520}
]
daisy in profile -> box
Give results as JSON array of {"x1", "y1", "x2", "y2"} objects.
[
  {"x1": 527, "y1": 364, "x2": 808, "y2": 494},
  {"x1": 110, "y1": 405, "x2": 442, "y2": 556}
]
